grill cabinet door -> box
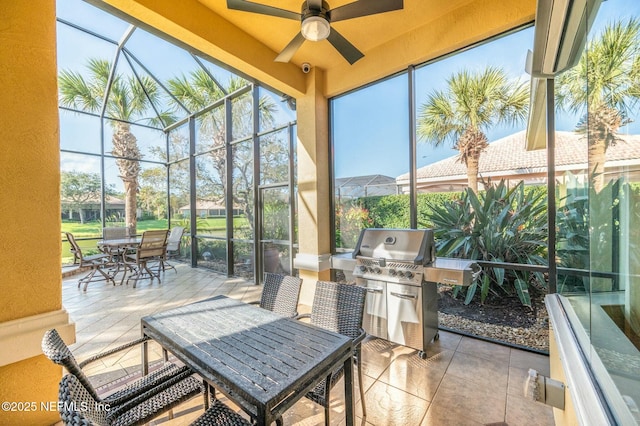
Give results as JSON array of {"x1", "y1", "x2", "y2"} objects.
[
  {"x1": 386, "y1": 283, "x2": 423, "y2": 351},
  {"x1": 360, "y1": 279, "x2": 388, "y2": 340}
]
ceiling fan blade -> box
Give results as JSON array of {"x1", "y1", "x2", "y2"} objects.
[
  {"x1": 226, "y1": 0, "x2": 300, "y2": 20},
  {"x1": 327, "y1": 29, "x2": 364, "y2": 65},
  {"x1": 275, "y1": 32, "x2": 306, "y2": 62},
  {"x1": 330, "y1": 0, "x2": 403, "y2": 22},
  {"x1": 307, "y1": 0, "x2": 323, "y2": 11}
]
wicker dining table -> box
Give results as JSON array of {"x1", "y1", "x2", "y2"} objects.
[{"x1": 140, "y1": 295, "x2": 355, "y2": 426}]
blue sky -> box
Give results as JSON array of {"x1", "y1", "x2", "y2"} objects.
[
  {"x1": 333, "y1": 0, "x2": 640, "y2": 179},
  {"x1": 57, "y1": 0, "x2": 639, "y2": 183}
]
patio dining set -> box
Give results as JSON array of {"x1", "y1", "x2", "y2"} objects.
[
  {"x1": 65, "y1": 226, "x2": 185, "y2": 291},
  {"x1": 43, "y1": 273, "x2": 369, "y2": 426}
]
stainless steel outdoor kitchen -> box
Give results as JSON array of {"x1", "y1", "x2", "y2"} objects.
[{"x1": 332, "y1": 228, "x2": 481, "y2": 359}]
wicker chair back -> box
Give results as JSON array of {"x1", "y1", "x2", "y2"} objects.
[{"x1": 260, "y1": 273, "x2": 302, "y2": 318}]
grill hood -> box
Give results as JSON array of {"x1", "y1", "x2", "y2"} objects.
[{"x1": 352, "y1": 228, "x2": 435, "y2": 265}]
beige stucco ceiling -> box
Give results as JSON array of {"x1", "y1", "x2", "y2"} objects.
[{"x1": 97, "y1": 0, "x2": 536, "y2": 97}]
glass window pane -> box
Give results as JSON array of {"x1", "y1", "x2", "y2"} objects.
[
  {"x1": 169, "y1": 124, "x2": 190, "y2": 162},
  {"x1": 57, "y1": 18, "x2": 119, "y2": 73},
  {"x1": 262, "y1": 242, "x2": 289, "y2": 275},
  {"x1": 233, "y1": 241, "x2": 254, "y2": 279},
  {"x1": 555, "y1": 0, "x2": 640, "y2": 421},
  {"x1": 332, "y1": 74, "x2": 409, "y2": 249},
  {"x1": 232, "y1": 92, "x2": 253, "y2": 141},
  {"x1": 196, "y1": 107, "x2": 225, "y2": 154},
  {"x1": 260, "y1": 129, "x2": 289, "y2": 185},
  {"x1": 259, "y1": 87, "x2": 295, "y2": 131},
  {"x1": 104, "y1": 123, "x2": 166, "y2": 162},
  {"x1": 262, "y1": 187, "x2": 290, "y2": 242},
  {"x1": 61, "y1": 152, "x2": 104, "y2": 229},
  {"x1": 60, "y1": 112, "x2": 102, "y2": 154},
  {"x1": 195, "y1": 153, "x2": 225, "y2": 237},
  {"x1": 57, "y1": 0, "x2": 130, "y2": 41},
  {"x1": 232, "y1": 141, "x2": 254, "y2": 239},
  {"x1": 104, "y1": 157, "x2": 127, "y2": 227},
  {"x1": 197, "y1": 237, "x2": 227, "y2": 274},
  {"x1": 138, "y1": 162, "x2": 168, "y2": 226}
]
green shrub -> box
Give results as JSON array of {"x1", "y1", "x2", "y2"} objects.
[{"x1": 426, "y1": 180, "x2": 548, "y2": 307}]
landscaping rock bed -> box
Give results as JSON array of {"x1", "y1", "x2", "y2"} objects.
[{"x1": 437, "y1": 284, "x2": 550, "y2": 352}]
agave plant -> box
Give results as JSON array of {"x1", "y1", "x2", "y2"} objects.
[{"x1": 427, "y1": 180, "x2": 548, "y2": 307}]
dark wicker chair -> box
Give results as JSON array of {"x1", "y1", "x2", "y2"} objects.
[
  {"x1": 249, "y1": 273, "x2": 303, "y2": 318},
  {"x1": 66, "y1": 232, "x2": 115, "y2": 291},
  {"x1": 58, "y1": 372, "x2": 201, "y2": 426},
  {"x1": 297, "y1": 281, "x2": 368, "y2": 425},
  {"x1": 190, "y1": 398, "x2": 252, "y2": 426},
  {"x1": 122, "y1": 229, "x2": 168, "y2": 287},
  {"x1": 42, "y1": 328, "x2": 200, "y2": 412}
]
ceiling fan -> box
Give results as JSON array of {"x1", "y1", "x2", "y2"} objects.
[{"x1": 226, "y1": 0, "x2": 404, "y2": 65}]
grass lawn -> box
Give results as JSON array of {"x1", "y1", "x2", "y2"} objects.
[{"x1": 61, "y1": 217, "x2": 250, "y2": 263}]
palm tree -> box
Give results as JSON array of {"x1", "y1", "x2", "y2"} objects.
[
  {"x1": 417, "y1": 66, "x2": 529, "y2": 192},
  {"x1": 59, "y1": 58, "x2": 171, "y2": 236},
  {"x1": 556, "y1": 18, "x2": 640, "y2": 193},
  {"x1": 167, "y1": 70, "x2": 277, "y2": 234}
]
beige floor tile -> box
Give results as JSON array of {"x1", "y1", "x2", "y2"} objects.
[
  {"x1": 376, "y1": 348, "x2": 454, "y2": 401},
  {"x1": 505, "y1": 393, "x2": 556, "y2": 426},
  {"x1": 446, "y1": 350, "x2": 510, "y2": 391},
  {"x1": 456, "y1": 336, "x2": 511, "y2": 364},
  {"x1": 509, "y1": 349, "x2": 550, "y2": 376},
  {"x1": 428, "y1": 373, "x2": 506, "y2": 424},
  {"x1": 421, "y1": 403, "x2": 484, "y2": 426},
  {"x1": 358, "y1": 380, "x2": 430, "y2": 426},
  {"x1": 428, "y1": 329, "x2": 462, "y2": 352}
]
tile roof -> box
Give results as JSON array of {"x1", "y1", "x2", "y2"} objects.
[{"x1": 397, "y1": 130, "x2": 640, "y2": 182}]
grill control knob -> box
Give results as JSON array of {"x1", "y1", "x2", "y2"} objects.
[
  {"x1": 405, "y1": 271, "x2": 414, "y2": 279},
  {"x1": 397, "y1": 270, "x2": 405, "y2": 277},
  {"x1": 389, "y1": 269, "x2": 397, "y2": 276},
  {"x1": 359, "y1": 265, "x2": 367, "y2": 273},
  {"x1": 373, "y1": 267, "x2": 381, "y2": 274}
]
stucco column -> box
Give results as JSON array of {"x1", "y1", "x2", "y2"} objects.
[
  {"x1": 294, "y1": 68, "x2": 332, "y2": 306},
  {"x1": 0, "y1": 2, "x2": 75, "y2": 424}
]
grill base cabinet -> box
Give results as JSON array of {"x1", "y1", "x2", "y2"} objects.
[
  {"x1": 358, "y1": 278, "x2": 438, "y2": 359},
  {"x1": 350, "y1": 228, "x2": 480, "y2": 359}
]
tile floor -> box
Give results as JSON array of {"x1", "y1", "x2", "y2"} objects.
[{"x1": 60, "y1": 263, "x2": 555, "y2": 426}]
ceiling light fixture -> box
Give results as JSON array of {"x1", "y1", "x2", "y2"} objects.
[{"x1": 301, "y1": 16, "x2": 330, "y2": 41}]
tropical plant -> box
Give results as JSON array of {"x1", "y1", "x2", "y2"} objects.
[
  {"x1": 417, "y1": 66, "x2": 529, "y2": 193},
  {"x1": 166, "y1": 71, "x2": 277, "y2": 235},
  {"x1": 58, "y1": 58, "x2": 174, "y2": 236},
  {"x1": 426, "y1": 180, "x2": 548, "y2": 307},
  {"x1": 555, "y1": 17, "x2": 640, "y2": 193}
]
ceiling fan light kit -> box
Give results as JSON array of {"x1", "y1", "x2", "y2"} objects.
[
  {"x1": 301, "y1": 16, "x2": 331, "y2": 41},
  {"x1": 226, "y1": 0, "x2": 404, "y2": 64}
]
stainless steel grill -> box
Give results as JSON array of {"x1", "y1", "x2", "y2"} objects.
[{"x1": 352, "y1": 228, "x2": 480, "y2": 358}]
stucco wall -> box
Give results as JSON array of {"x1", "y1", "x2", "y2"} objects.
[{"x1": 0, "y1": 1, "x2": 64, "y2": 424}]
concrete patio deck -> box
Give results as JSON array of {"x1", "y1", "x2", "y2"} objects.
[{"x1": 59, "y1": 263, "x2": 555, "y2": 426}]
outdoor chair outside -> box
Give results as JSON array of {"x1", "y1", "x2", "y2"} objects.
[
  {"x1": 65, "y1": 232, "x2": 114, "y2": 291},
  {"x1": 157, "y1": 226, "x2": 184, "y2": 274},
  {"x1": 297, "y1": 280, "x2": 367, "y2": 426},
  {"x1": 122, "y1": 229, "x2": 168, "y2": 287},
  {"x1": 249, "y1": 272, "x2": 302, "y2": 318},
  {"x1": 43, "y1": 328, "x2": 202, "y2": 425}
]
